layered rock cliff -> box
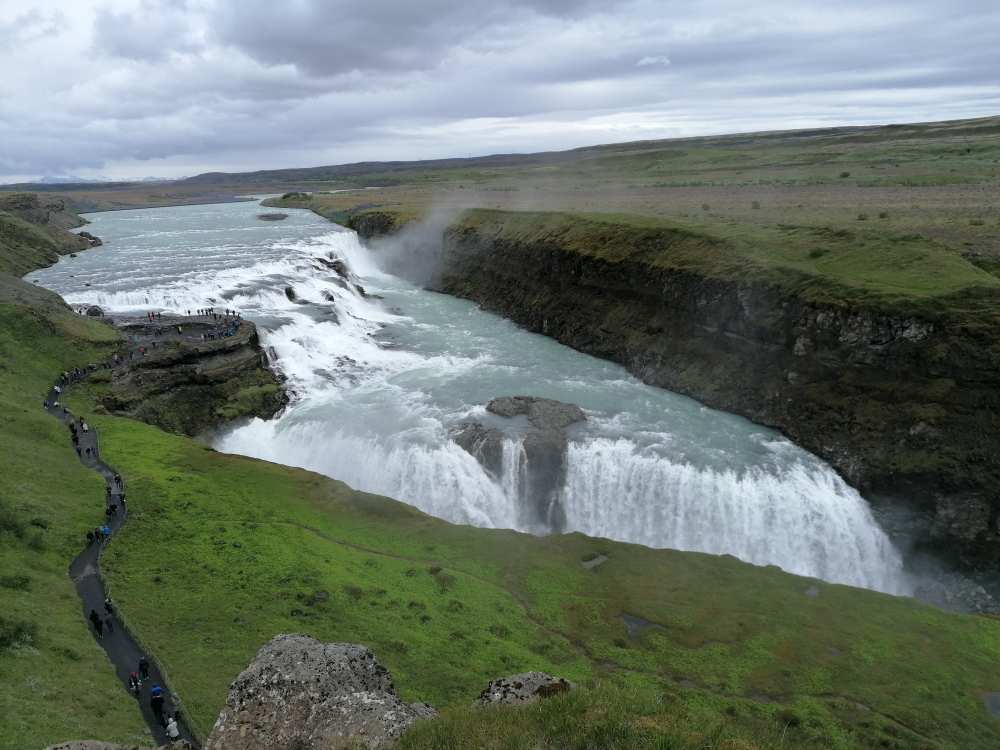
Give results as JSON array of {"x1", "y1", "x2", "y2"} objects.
[
  {"x1": 99, "y1": 318, "x2": 287, "y2": 436},
  {"x1": 408, "y1": 212, "x2": 1000, "y2": 568}
]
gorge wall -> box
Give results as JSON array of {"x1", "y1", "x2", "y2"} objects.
[{"x1": 357, "y1": 210, "x2": 1000, "y2": 568}]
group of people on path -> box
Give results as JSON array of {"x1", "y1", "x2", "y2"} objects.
[
  {"x1": 52, "y1": 366, "x2": 186, "y2": 744},
  {"x1": 191, "y1": 306, "x2": 242, "y2": 321},
  {"x1": 126, "y1": 659, "x2": 181, "y2": 739}
]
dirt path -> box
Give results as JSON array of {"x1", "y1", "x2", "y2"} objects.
[{"x1": 46, "y1": 359, "x2": 199, "y2": 746}]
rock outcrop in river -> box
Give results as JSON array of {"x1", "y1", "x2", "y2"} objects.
[
  {"x1": 205, "y1": 635, "x2": 436, "y2": 750},
  {"x1": 452, "y1": 396, "x2": 585, "y2": 532},
  {"x1": 99, "y1": 318, "x2": 287, "y2": 436}
]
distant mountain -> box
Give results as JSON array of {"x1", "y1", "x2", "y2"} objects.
[{"x1": 36, "y1": 175, "x2": 110, "y2": 184}]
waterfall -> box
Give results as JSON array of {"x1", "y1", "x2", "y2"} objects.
[
  {"x1": 561, "y1": 438, "x2": 909, "y2": 593},
  {"x1": 28, "y1": 199, "x2": 914, "y2": 598}
]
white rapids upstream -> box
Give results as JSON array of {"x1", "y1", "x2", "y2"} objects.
[{"x1": 27, "y1": 199, "x2": 913, "y2": 595}]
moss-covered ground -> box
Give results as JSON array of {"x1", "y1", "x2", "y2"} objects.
[{"x1": 45, "y1": 367, "x2": 1000, "y2": 747}]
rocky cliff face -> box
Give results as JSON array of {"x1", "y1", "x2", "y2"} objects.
[
  {"x1": 433, "y1": 222, "x2": 1000, "y2": 568},
  {"x1": 99, "y1": 319, "x2": 287, "y2": 436}
]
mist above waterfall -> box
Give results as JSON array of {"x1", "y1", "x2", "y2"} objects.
[{"x1": 28, "y1": 199, "x2": 914, "y2": 596}]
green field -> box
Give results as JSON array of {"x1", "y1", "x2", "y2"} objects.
[{"x1": 0, "y1": 291, "x2": 149, "y2": 749}]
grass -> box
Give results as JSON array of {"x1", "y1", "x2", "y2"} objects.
[
  {"x1": 46, "y1": 371, "x2": 1000, "y2": 748},
  {"x1": 0, "y1": 211, "x2": 63, "y2": 275},
  {"x1": 448, "y1": 208, "x2": 1000, "y2": 311},
  {"x1": 0, "y1": 291, "x2": 150, "y2": 750}
]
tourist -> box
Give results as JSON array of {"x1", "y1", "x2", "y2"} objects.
[
  {"x1": 165, "y1": 715, "x2": 180, "y2": 740},
  {"x1": 94, "y1": 527, "x2": 103, "y2": 543},
  {"x1": 139, "y1": 656, "x2": 149, "y2": 681},
  {"x1": 104, "y1": 597, "x2": 113, "y2": 616},
  {"x1": 128, "y1": 671, "x2": 141, "y2": 692},
  {"x1": 150, "y1": 688, "x2": 165, "y2": 726},
  {"x1": 89, "y1": 609, "x2": 103, "y2": 638},
  {"x1": 86, "y1": 530, "x2": 94, "y2": 545}
]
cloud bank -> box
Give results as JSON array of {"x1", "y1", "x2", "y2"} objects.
[{"x1": 0, "y1": 0, "x2": 997, "y2": 180}]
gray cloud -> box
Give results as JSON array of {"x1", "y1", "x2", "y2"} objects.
[{"x1": 0, "y1": 0, "x2": 997, "y2": 181}]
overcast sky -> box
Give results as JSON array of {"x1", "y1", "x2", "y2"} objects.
[{"x1": 1, "y1": 0, "x2": 998, "y2": 182}]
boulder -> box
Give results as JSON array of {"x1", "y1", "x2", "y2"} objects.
[
  {"x1": 257, "y1": 213, "x2": 289, "y2": 221},
  {"x1": 284, "y1": 286, "x2": 297, "y2": 302},
  {"x1": 486, "y1": 396, "x2": 585, "y2": 431},
  {"x1": 85, "y1": 305, "x2": 104, "y2": 317},
  {"x1": 205, "y1": 634, "x2": 436, "y2": 750},
  {"x1": 78, "y1": 231, "x2": 103, "y2": 246},
  {"x1": 476, "y1": 672, "x2": 575, "y2": 706}
]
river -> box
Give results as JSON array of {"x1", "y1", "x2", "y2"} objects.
[{"x1": 27, "y1": 199, "x2": 911, "y2": 595}]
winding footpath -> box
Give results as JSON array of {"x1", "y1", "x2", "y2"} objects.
[{"x1": 46, "y1": 336, "x2": 200, "y2": 747}]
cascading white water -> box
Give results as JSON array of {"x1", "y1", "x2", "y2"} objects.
[
  {"x1": 561, "y1": 438, "x2": 906, "y2": 592},
  {"x1": 26, "y1": 199, "x2": 913, "y2": 596}
]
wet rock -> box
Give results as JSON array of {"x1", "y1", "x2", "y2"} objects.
[
  {"x1": 284, "y1": 286, "x2": 297, "y2": 302},
  {"x1": 486, "y1": 396, "x2": 585, "y2": 431},
  {"x1": 931, "y1": 493, "x2": 993, "y2": 546},
  {"x1": 78, "y1": 231, "x2": 103, "y2": 246},
  {"x1": 257, "y1": 213, "x2": 289, "y2": 221},
  {"x1": 476, "y1": 672, "x2": 575, "y2": 706},
  {"x1": 85, "y1": 305, "x2": 104, "y2": 317},
  {"x1": 912, "y1": 571, "x2": 999, "y2": 614},
  {"x1": 316, "y1": 256, "x2": 350, "y2": 279},
  {"x1": 205, "y1": 634, "x2": 435, "y2": 750},
  {"x1": 451, "y1": 422, "x2": 504, "y2": 478},
  {"x1": 454, "y1": 396, "x2": 585, "y2": 533}
]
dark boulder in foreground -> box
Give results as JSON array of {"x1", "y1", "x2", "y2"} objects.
[
  {"x1": 476, "y1": 672, "x2": 575, "y2": 705},
  {"x1": 205, "y1": 634, "x2": 436, "y2": 750},
  {"x1": 257, "y1": 213, "x2": 289, "y2": 221},
  {"x1": 451, "y1": 396, "x2": 585, "y2": 533},
  {"x1": 85, "y1": 305, "x2": 104, "y2": 317}
]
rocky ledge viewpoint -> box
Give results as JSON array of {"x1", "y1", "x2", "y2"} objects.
[
  {"x1": 96, "y1": 313, "x2": 287, "y2": 435},
  {"x1": 205, "y1": 635, "x2": 436, "y2": 750}
]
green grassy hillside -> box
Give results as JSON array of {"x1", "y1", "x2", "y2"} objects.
[
  {"x1": 0, "y1": 289, "x2": 149, "y2": 749},
  {"x1": 48, "y1": 373, "x2": 1000, "y2": 748},
  {"x1": 0, "y1": 193, "x2": 93, "y2": 275}
]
